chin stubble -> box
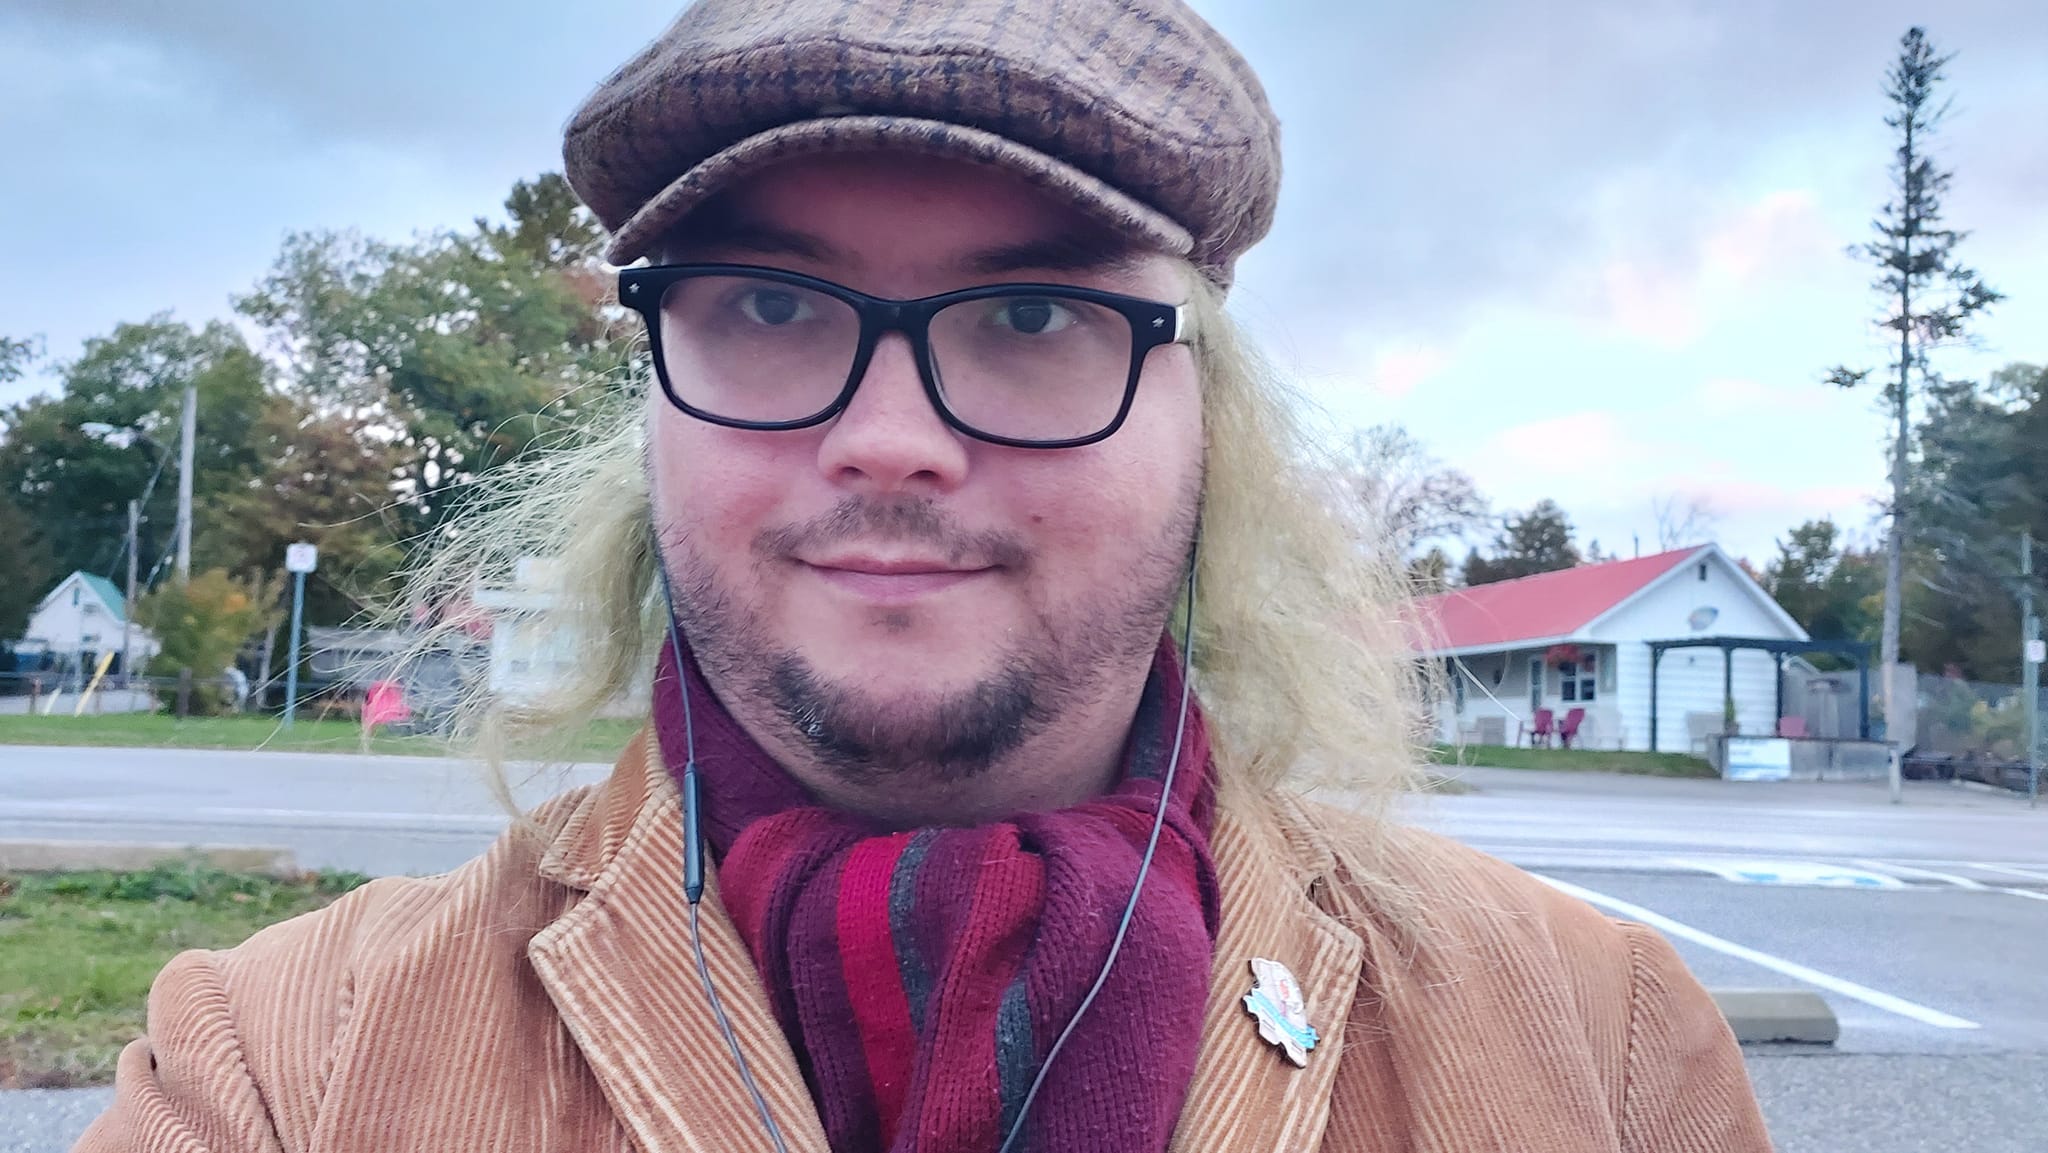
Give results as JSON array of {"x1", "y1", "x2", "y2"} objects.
[{"x1": 664, "y1": 481, "x2": 1200, "y2": 790}]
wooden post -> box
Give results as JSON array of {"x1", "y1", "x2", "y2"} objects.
[{"x1": 176, "y1": 668, "x2": 193, "y2": 719}]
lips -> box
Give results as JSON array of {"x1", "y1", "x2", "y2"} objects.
[{"x1": 800, "y1": 554, "x2": 994, "y2": 603}]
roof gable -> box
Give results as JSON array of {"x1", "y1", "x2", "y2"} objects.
[
  {"x1": 39, "y1": 571, "x2": 129, "y2": 624},
  {"x1": 1416, "y1": 548, "x2": 1705, "y2": 653}
]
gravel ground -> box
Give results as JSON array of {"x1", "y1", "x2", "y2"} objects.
[{"x1": 1, "y1": 1088, "x2": 110, "y2": 1153}]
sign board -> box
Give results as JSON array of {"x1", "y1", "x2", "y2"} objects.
[
  {"x1": 1723, "y1": 736, "x2": 1793, "y2": 782},
  {"x1": 2027, "y1": 638, "x2": 2046, "y2": 665},
  {"x1": 285, "y1": 542, "x2": 319, "y2": 574}
]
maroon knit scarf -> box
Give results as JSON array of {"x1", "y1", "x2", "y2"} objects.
[{"x1": 653, "y1": 638, "x2": 1220, "y2": 1153}]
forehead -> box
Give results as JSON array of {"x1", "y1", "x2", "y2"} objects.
[{"x1": 660, "y1": 152, "x2": 1164, "y2": 287}]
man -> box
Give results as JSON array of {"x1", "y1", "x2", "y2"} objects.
[{"x1": 77, "y1": 1, "x2": 1773, "y2": 1150}]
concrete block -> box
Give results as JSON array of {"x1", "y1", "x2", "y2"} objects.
[
  {"x1": 1710, "y1": 988, "x2": 1839, "y2": 1045},
  {"x1": 0, "y1": 840, "x2": 299, "y2": 877}
]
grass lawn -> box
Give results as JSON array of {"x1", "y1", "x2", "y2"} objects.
[
  {"x1": 0, "y1": 864, "x2": 370, "y2": 1088},
  {"x1": 1433, "y1": 743, "x2": 1718, "y2": 779},
  {"x1": 0, "y1": 713, "x2": 644, "y2": 762}
]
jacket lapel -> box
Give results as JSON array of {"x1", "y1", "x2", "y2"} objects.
[
  {"x1": 1172, "y1": 795, "x2": 1364, "y2": 1152},
  {"x1": 527, "y1": 732, "x2": 831, "y2": 1153}
]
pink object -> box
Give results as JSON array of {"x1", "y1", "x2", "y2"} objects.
[
  {"x1": 1521, "y1": 708, "x2": 1556, "y2": 748},
  {"x1": 364, "y1": 681, "x2": 411, "y2": 728},
  {"x1": 1777, "y1": 716, "x2": 1808, "y2": 738},
  {"x1": 1558, "y1": 707, "x2": 1587, "y2": 748}
]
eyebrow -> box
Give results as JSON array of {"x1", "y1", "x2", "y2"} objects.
[{"x1": 961, "y1": 234, "x2": 1146, "y2": 277}]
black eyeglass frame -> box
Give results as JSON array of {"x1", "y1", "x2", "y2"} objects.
[{"x1": 619, "y1": 262, "x2": 1192, "y2": 450}]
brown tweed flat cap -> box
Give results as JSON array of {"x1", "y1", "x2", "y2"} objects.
[{"x1": 563, "y1": 0, "x2": 1281, "y2": 286}]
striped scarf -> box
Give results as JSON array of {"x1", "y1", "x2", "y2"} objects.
[{"x1": 654, "y1": 639, "x2": 1220, "y2": 1153}]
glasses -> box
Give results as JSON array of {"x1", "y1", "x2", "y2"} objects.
[{"x1": 619, "y1": 263, "x2": 1191, "y2": 449}]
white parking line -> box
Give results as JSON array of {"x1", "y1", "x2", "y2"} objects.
[
  {"x1": 1853, "y1": 859, "x2": 1987, "y2": 889},
  {"x1": 1854, "y1": 859, "x2": 2048, "y2": 903},
  {"x1": 1534, "y1": 873, "x2": 1981, "y2": 1030}
]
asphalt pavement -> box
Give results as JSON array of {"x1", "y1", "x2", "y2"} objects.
[{"x1": 4, "y1": 747, "x2": 2045, "y2": 1152}]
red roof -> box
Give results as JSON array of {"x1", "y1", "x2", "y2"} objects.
[{"x1": 1415, "y1": 548, "x2": 1703, "y2": 652}]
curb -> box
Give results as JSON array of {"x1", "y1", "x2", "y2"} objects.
[
  {"x1": 1709, "y1": 988, "x2": 1839, "y2": 1045},
  {"x1": 0, "y1": 840, "x2": 300, "y2": 877}
]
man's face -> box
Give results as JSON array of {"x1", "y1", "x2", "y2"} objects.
[{"x1": 650, "y1": 153, "x2": 1203, "y2": 787}]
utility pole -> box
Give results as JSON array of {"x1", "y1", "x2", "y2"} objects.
[
  {"x1": 175, "y1": 382, "x2": 196, "y2": 583},
  {"x1": 2023, "y1": 530, "x2": 2040, "y2": 808},
  {"x1": 122, "y1": 499, "x2": 140, "y2": 687}
]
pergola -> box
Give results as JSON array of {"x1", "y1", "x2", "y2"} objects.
[{"x1": 1646, "y1": 637, "x2": 1873, "y2": 752}]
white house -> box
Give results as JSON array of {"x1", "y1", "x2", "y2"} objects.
[
  {"x1": 1417, "y1": 545, "x2": 1824, "y2": 753},
  {"x1": 16, "y1": 571, "x2": 160, "y2": 675}
]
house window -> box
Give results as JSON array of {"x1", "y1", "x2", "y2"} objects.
[
  {"x1": 1528, "y1": 657, "x2": 1544, "y2": 711},
  {"x1": 1559, "y1": 655, "x2": 1598, "y2": 702},
  {"x1": 1698, "y1": 563, "x2": 1709, "y2": 582}
]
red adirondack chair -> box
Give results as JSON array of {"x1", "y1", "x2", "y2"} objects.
[
  {"x1": 1558, "y1": 707, "x2": 1587, "y2": 749},
  {"x1": 1520, "y1": 707, "x2": 1556, "y2": 748}
]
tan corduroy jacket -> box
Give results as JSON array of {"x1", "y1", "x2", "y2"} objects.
[{"x1": 76, "y1": 733, "x2": 1773, "y2": 1152}]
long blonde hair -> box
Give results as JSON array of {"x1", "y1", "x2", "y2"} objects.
[{"x1": 394, "y1": 267, "x2": 1432, "y2": 838}]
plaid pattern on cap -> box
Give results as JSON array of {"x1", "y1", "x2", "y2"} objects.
[{"x1": 563, "y1": 0, "x2": 1281, "y2": 286}]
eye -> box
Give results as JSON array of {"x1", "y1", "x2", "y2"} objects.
[
  {"x1": 988, "y1": 297, "x2": 1076, "y2": 335},
  {"x1": 737, "y1": 287, "x2": 814, "y2": 326}
]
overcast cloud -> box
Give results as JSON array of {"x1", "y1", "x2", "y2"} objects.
[{"x1": 3, "y1": 0, "x2": 2044, "y2": 562}]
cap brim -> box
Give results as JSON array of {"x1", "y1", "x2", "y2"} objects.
[{"x1": 603, "y1": 115, "x2": 1196, "y2": 268}]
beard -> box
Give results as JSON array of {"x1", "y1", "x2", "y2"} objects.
[{"x1": 661, "y1": 481, "x2": 1200, "y2": 789}]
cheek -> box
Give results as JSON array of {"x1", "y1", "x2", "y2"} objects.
[
  {"x1": 1009, "y1": 351, "x2": 1202, "y2": 572},
  {"x1": 648, "y1": 404, "x2": 787, "y2": 567}
]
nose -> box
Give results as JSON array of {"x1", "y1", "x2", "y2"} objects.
[{"x1": 814, "y1": 333, "x2": 970, "y2": 494}]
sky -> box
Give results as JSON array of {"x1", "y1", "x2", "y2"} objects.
[{"x1": 3, "y1": 0, "x2": 2045, "y2": 566}]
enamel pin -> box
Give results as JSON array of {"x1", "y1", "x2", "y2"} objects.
[{"x1": 1243, "y1": 957, "x2": 1318, "y2": 1067}]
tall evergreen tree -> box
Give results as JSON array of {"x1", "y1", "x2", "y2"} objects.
[{"x1": 1824, "y1": 28, "x2": 2001, "y2": 726}]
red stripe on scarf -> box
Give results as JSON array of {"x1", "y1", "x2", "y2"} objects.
[
  {"x1": 910, "y1": 826, "x2": 1044, "y2": 1149},
  {"x1": 837, "y1": 833, "x2": 920, "y2": 1146}
]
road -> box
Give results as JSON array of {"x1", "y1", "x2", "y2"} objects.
[{"x1": 4, "y1": 747, "x2": 2046, "y2": 1152}]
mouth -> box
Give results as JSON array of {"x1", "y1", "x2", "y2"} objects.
[{"x1": 798, "y1": 554, "x2": 997, "y2": 603}]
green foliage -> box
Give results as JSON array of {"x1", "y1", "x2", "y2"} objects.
[
  {"x1": 0, "y1": 491, "x2": 57, "y2": 641},
  {"x1": 1461, "y1": 499, "x2": 1582, "y2": 586},
  {"x1": 1762, "y1": 519, "x2": 1883, "y2": 666},
  {"x1": 0, "y1": 334, "x2": 38, "y2": 384},
  {"x1": 0, "y1": 317, "x2": 266, "y2": 582},
  {"x1": 236, "y1": 175, "x2": 630, "y2": 538},
  {"x1": 0, "y1": 865, "x2": 366, "y2": 1088},
  {"x1": 133, "y1": 570, "x2": 274, "y2": 712},
  {"x1": 1900, "y1": 364, "x2": 2045, "y2": 680}
]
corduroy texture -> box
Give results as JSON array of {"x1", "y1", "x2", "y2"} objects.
[
  {"x1": 562, "y1": 0, "x2": 1282, "y2": 285},
  {"x1": 73, "y1": 733, "x2": 1775, "y2": 1153},
  {"x1": 652, "y1": 639, "x2": 1219, "y2": 1152}
]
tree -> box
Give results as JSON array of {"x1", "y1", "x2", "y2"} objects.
[
  {"x1": 0, "y1": 334, "x2": 38, "y2": 385},
  {"x1": 203, "y1": 393, "x2": 407, "y2": 626},
  {"x1": 134, "y1": 568, "x2": 274, "y2": 713},
  {"x1": 1763, "y1": 519, "x2": 1883, "y2": 665},
  {"x1": 237, "y1": 175, "x2": 632, "y2": 535},
  {"x1": 1462, "y1": 499, "x2": 1582, "y2": 586},
  {"x1": 1898, "y1": 363, "x2": 2045, "y2": 680},
  {"x1": 1651, "y1": 493, "x2": 1721, "y2": 551},
  {"x1": 1333, "y1": 425, "x2": 1489, "y2": 561},
  {"x1": 0, "y1": 318, "x2": 266, "y2": 581},
  {"x1": 0, "y1": 491, "x2": 57, "y2": 641},
  {"x1": 1824, "y1": 27, "x2": 2002, "y2": 723}
]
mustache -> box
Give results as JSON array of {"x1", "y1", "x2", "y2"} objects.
[{"x1": 754, "y1": 497, "x2": 1031, "y2": 569}]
